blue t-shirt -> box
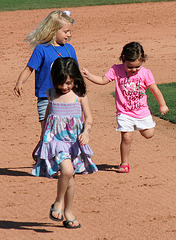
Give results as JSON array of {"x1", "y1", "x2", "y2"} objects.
[{"x1": 27, "y1": 43, "x2": 78, "y2": 98}]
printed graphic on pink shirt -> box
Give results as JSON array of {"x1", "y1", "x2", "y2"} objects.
[
  {"x1": 120, "y1": 75, "x2": 145, "y2": 111},
  {"x1": 105, "y1": 64, "x2": 155, "y2": 118}
]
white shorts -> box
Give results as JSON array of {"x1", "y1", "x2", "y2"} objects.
[{"x1": 116, "y1": 114, "x2": 156, "y2": 132}]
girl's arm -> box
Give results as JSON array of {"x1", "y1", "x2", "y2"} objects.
[
  {"x1": 78, "y1": 94, "x2": 93, "y2": 146},
  {"x1": 148, "y1": 83, "x2": 169, "y2": 115},
  {"x1": 82, "y1": 68, "x2": 109, "y2": 85},
  {"x1": 14, "y1": 65, "x2": 33, "y2": 97}
]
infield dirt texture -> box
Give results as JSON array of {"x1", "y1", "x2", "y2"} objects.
[{"x1": 0, "y1": 1, "x2": 176, "y2": 239}]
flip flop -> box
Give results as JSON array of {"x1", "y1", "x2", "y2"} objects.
[
  {"x1": 117, "y1": 164, "x2": 130, "y2": 173},
  {"x1": 63, "y1": 218, "x2": 81, "y2": 229},
  {"x1": 49, "y1": 204, "x2": 64, "y2": 222}
]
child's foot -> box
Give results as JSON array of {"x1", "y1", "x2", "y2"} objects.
[
  {"x1": 63, "y1": 218, "x2": 81, "y2": 229},
  {"x1": 49, "y1": 202, "x2": 63, "y2": 221},
  {"x1": 64, "y1": 211, "x2": 81, "y2": 228},
  {"x1": 117, "y1": 164, "x2": 130, "y2": 173}
]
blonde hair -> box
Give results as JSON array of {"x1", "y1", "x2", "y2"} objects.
[{"x1": 25, "y1": 10, "x2": 75, "y2": 49}]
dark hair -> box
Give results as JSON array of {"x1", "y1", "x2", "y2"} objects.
[
  {"x1": 51, "y1": 57, "x2": 86, "y2": 96},
  {"x1": 119, "y1": 42, "x2": 147, "y2": 63}
]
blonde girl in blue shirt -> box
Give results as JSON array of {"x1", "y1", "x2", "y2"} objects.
[
  {"x1": 14, "y1": 10, "x2": 78, "y2": 157},
  {"x1": 14, "y1": 10, "x2": 77, "y2": 126}
]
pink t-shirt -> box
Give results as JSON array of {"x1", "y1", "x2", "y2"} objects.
[{"x1": 105, "y1": 64, "x2": 155, "y2": 118}]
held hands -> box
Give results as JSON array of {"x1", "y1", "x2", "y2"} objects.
[
  {"x1": 78, "y1": 131, "x2": 90, "y2": 146},
  {"x1": 160, "y1": 105, "x2": 169, "y2": 115}
]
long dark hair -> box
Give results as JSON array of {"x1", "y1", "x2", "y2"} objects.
[
  {"x1": 119, "y1": 42, "x2": 147, "y2": 63},
  {"x1": 51, "y1": 57, "x2": 86, "y2": 96}
]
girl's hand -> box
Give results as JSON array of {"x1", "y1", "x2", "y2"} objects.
[
  {"x1": 14, "y1": 66, "x2": 33, "y2": 97},
  {"x1": 78, "y1": 132, "x2": 89, "y2": 146},
  {"x1": 82, "y1": 68, "x2": 90, "y2": 79},
  {"x1": 148, "y1": 83, "x2": 169, "y2": 116},
  {"x1": 82, "y1": 68, "x2": 109, "y2": 85},
  {"x1": 160, "y1": 105, "x2": 169, "y2": 115},
  {"x1": 14, "y1": 82, "x2": 23, "y2": 97}
]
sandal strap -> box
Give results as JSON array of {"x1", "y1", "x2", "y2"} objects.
[
  {"x1": 117, "y1": 164, "x2": 130, "y2": 173},
  {"x1": 66, "y1": 218, "x2": 76, "y2": 223},
  {"x1": 118, "y1": 164, "x2": 130, "y2": 169},
  {"x1": 51, "y1": 205, "x2": 62, "y2": 215}
]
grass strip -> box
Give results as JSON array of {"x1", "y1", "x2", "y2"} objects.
[
  {"x1": 111, "y1": 82, "x2": 176, "y2": 124},
  {"x1": 0, "y1": 0, "x2": 175, "y2": 11},
  {"x1": 146, "y1": 82, "x2": 176, "y2": 124}
]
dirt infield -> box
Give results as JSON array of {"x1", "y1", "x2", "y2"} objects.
[{"x1": 0, "y1": 1, "x2": 176, "y2": 239}]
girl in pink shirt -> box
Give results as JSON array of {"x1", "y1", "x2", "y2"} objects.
[{"x1": 82, "y1": 42, "x2": 169, "y2": 173}]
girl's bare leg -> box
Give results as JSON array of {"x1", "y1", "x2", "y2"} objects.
[
  {"x1": 119, "y1": 132, "x2": 133, "y2": 171},
  {"x1": 140, "y1": 128, "x2": 155, "y2": 139},
  {"x1": 64, "y1": 176, "x2": 80, "y2": 227},
  {"x1": 118, "y1": 129, "x2": 154, "y2": 172},
  {"x1": 51, "y1": 159, "x2": 74, "y2": 220}
]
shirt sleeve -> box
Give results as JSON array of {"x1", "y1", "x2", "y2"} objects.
[
  {"x1": 104, "y1": 64, "x2": 117, "y2": 82},
  {"x1": 27, "y1": 46, "x2": 44, "y2": 70},
  {"x1": 144, "y1": 68, "x2": 155, "y2": 86}
]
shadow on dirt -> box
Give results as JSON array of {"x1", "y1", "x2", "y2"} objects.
[
  {"x1": 96, "y1": 164, "x2": 119, "y2": 172},
  {"x1": 0, "y1": 167, "x2": 32, "y2": 177},
  {"x1": 0, "y1": 220, "x2": 63, "y2": 232}
]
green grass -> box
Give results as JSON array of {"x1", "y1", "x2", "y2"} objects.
[
  {"x1": 146, "y1": 82, "x2": 176, "y2": 124},
  {"x1": 0, "y1": 0, "x2": 175, "y2": 11},
  {"x1": 111, "y1": 82, "x2": 176, "y2": 124}
]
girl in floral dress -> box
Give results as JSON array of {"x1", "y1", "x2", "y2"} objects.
[{"x1": 32, "y1": 57, "x2": 98, "y2": 228}]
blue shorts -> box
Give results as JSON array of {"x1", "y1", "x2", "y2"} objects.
[{"x1": 37, "y1": 98, "x2": 48, "y2": 122}]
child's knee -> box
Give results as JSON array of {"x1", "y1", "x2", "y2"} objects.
[
  {"x1": 140, "y1": 128, "x2": 155, "y2": 139},
  {"x1": 145, "y1": 134, "x2": 154, "y2": 139},
  {"x1": 60, "y1": 159, "x2": 74, "y2": 178},
  {"x1": 121, "y1": 132, "x2": 133, "y2": 144},
  {"x1": 62, "y1": 168, "x2": 74, "y2": 178}
]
